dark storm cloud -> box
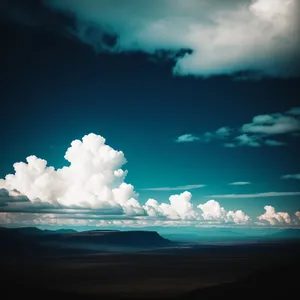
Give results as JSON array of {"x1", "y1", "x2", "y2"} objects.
[{"x1": 43, "y1": 0, "x2": 300, "y2": 78}]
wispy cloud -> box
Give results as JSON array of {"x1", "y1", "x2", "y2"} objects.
[
  {"x1": 223, "y1": 143, "x2": 237, "y2": 148},
  {"x1": 264, "y1": 139, "x2": 287, "y2": 146},
  {"x1": 175, "y1": 134, "x2": 200, "y2": 143},
  {"x1": 176, "y1": 127, "x2": 232, "y2": 144},
  {"x1": 202, "y1": 127, "x2": 232, "y2": 142},
  {"x1": 229, "y1": 182, "x2": 251, "y2": 186},
  {"x1": 281, "y1": 174, "x2": 300, "y2": 180},
  {"x1": 141, "y1": 184, "x2": 206, "y2": 191},
  {"x1": 207, "y1": 192, "x2": 300, "y2": 199},
  {"x1": 234, "y1": 134, "x2": 261, "y2": 147},
  {"x1": 226, "y1": 133, "x2": 288, "y2": 148}
]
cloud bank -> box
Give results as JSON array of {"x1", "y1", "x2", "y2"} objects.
[
  {"x1": 44, "y1": 0, "x2": 300, "y2": 78},
  {"x1": 1, "y1": 133, "x2": 299, "y2": 227}
]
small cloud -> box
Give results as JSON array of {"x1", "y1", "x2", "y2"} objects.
[
  {"x1": 281, "y1": 174, "x2": 300, "y2": 180},
  {"x1": 141, "y1": 184, "x2": 206, "y2": 191},
  {"x1": 215, "y1": 126, "x2": 231, "y2": 137},
  {"x1": 229, "y1": 182, "x2": 251, "y2": 185},
  {"x1": 202, "y1": 127, "x2": 233, "y2": 142},
  {"x1": 207, "y1": 192, "x2": 300, "y2": 199},
  {"x1": 224, "y1": 108, "x2": 300, "y2": 148},
  {"x1": 264, "y1": 139, "x2": 287, "y2": 146},
  {"x1": 143, "y1": 191, "x2": 198, "y2": 220},
  {"x1": 235, "y1": 134, "x2": 261, "y2": 147},
  {"x1": 175, "y1": 134, "x2": 199, "y2": 143},
  {"x1": 295, "y1": 211, "x2": 300, "y2": 222},
  {"x1": 223, "y1": 143, "x2": 237, "y2": 148},
  {"x1": 258, "y1": 205, "x2": 291, "y2": 225},
  {"x1": 242, "y1": 113, "x2": 300, "y2": 135},
  {"x1": 197, "y1": 200, "x2": 250, "y2": 224}
]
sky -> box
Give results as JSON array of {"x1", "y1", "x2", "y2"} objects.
[{"x1": 0, "y1": 0, "x2": 300, "y2": 229}]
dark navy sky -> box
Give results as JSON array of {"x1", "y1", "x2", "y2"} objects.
[{"x1": 1, "y1": 0, "x2": 300, "y2": 222}]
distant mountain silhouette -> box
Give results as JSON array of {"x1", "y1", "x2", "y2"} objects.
[
  {"x1": 0, "y1": 227, "x2": 172, "y2": 256},
  {"x1": 42, "y1": 229, "x2": 172, "y2": 248}
]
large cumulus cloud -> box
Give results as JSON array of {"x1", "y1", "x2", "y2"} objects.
[
  {"x1": 44, "y1": 0, "x2": 300, "y2": 78},
  {"x1": 4, "y1": 133, "x2": 143, "y2": 215}
]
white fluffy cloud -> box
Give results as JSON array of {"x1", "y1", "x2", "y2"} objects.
[
  {"x1": 295, "y1": 211, "x2": 300, "y2": 222},
  {"x1": 198, "y1": 200, "x2": 227, "y2": 221},
  {"x1": 143, "y1": 191, "x2": 199, "y2": 220},
  {"x1": 169, "y1": 192, "x2": 199, "y2": 220},
  {"x1": 143, "y1": 194, "x2": 250, "y2": 224},
  {"x1": 44, "y1": 0, "x2": 300, "y2": 78},
  {"x1": 258, "y1": 205, "x2": 291, "y2": 225},
  {"x1": 4, "y1": 133, "x2": 143, "y2": 215},
  {"x1": 198, "y1": 200, "x2": 250, "y2": 224},
  {"x1": 227, "y1": 210, "x2": 250, "y2": 225}
]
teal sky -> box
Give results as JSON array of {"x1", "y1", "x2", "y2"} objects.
[{"x1": 0, "y1": 0, "x2": 300, "y2": 228}]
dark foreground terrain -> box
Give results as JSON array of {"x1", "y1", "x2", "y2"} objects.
[{"x1": 1, "y1": 227, "x2": 299, "y2": 299}]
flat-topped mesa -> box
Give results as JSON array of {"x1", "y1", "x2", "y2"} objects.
[
  {"x1": 0, "y1": 227, "x2": 172, "y2": 248},
  {"x1": 57, "y1": 230, "x2": 171, "y2": 247}
]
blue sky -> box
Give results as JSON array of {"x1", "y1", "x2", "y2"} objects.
[{"x1": 0, "y1": 0, "x2": 299, "y2": 228}]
